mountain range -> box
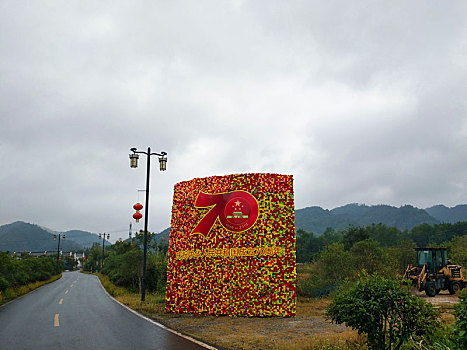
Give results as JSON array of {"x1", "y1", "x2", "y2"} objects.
[
  {"x1": 0, "y1": 221, "x2": 109, "y2": 253},
  {"x1": 1, "y1": 204, "x2": 466, "y2": 252},
  {"x1": 425, "y1": 205, "x2": 467, "y2": 224},
  {"x1": 295, "y1": 204, "x2": 467, "y2": 235}
]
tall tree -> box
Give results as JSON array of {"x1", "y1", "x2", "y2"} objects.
[{"x1": 342, "y1": 226, "x2": 369, "y2": 250}]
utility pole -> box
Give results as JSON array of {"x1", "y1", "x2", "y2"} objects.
[
  {"x1": 99, "y1": 233, "x2": 109, "y2": 270},
  {"x1": 54, "y1": 234, "x2": 65, "y2": 270}
]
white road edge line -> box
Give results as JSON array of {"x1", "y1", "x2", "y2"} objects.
[{"x1": 96, "y1": 276, "x2": 217, "y2": 350}]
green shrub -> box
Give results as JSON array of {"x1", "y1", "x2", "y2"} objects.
[
  {"x1": 0, "y1": 273, "x2": 61, "y2": 305},
  {"x1": 0, "y1": 277, "x2": 10, "y2": 292},
  {"x1": 98, "y1": 240, "x2": 168, "y2": 294},
  {"x1": 453, "y1": 289, "x2": 467, "y2": 349},
  {"x1": 298, "y1": 276, "x2": 339, "y2": 298},
  {"x1": 327, "y1": 274, "x2": 440, "y2": 350},
  {"x1": 0, "y1": 253, "x2": 59, "y2": 289}
]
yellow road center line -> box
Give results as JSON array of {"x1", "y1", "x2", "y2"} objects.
[
  {"x1": 65, "y1": 290, "x2": 68, "y2": 294},
  {"x1": 54, "y1": 314, "x2": 59, "y2": 327},
  {"x1": 59, "y1": 298, "x2": 63, "y2": 304}
]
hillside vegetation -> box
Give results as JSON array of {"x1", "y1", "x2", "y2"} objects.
[
  {"x1": 0, "y1": 222, "x2": 83, "y2": 252},
  {"x1": 0, "y1": 252, "x2": 62, "y2": 304},
  {"x1": 296, "y1": 221, "x2": 467, "y2": 300},
  {"x1": 2, "y1": 203, "x2": 466, "y2": 253},
  {"x1": 295, "y1": 203, "x2": 467, "y2": 234},
  {"x1": 0, "y1": 221, "x2": 104, "y2": 252},
  {"x1": 83, "y1": 232, "x2": 168, "y2": 294}
]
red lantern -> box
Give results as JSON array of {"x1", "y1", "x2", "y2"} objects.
[
  {"x1": 133, "y1": 212, "x2": 143, "y2": 222},
  {"x1": 133, "y1": 203, "x2": 143, "y2": 223},
  {"x1": 133, "y1": 203, "x2": 143, "y2": 211}
]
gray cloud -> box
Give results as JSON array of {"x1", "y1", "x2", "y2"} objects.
[{"x1": 1, "y1": 1, "x2": 466, "y2": 241}]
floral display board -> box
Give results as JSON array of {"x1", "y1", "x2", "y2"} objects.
[{"x1": 166, "y1": 173, "x2": 296, "y2": 317}]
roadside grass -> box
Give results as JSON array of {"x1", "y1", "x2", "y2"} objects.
[
  {"x1": 296, "y1": 263, "x2": 314, "y2": 277},
  {"x1": 0, "y1": 273, "x2": 62, "y2": 306},
  {"x1": 93, "y1": 272, "x2": 128, "y2": 297},
  {"x1": 296, "y1": 263, "x2": 314, "y2": 285},
  {"x1": 93, "y1": 272, "x2": 166, "y2": 315}
]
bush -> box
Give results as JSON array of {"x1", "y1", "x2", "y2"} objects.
[
  {"x1": 315, "y1": 243, "x2": 353, "y2": 284},
  {"x1": 0, "y1": 273, "x2": 61, "y2": 305},
  {"x1": 0, "y1": 253, "x2": 59, "y2": 290},
  {"x1": 98, "y1": 240, "x2": 168, "y2": 294},
  {"x1": 298, "y1": 274, "x2": 340, "y2": 298},
  {"x1": 453, "y1": 289, "x2": 467, "y2": 349},
  {"x1": 326, "y1": 274, "x2": 440, "y2": 350},
  {"x1": 0, "y1": 277, "x2": 10, "y2": 291}
]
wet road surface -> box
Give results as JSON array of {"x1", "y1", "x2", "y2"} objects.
[{"x1": 0, "y1": 271, "x2": 211, "y2": 350}]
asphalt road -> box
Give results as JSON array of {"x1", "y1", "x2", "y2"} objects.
[{"x1": 0, "y1": 271, "x2": 210, "y2": 350}]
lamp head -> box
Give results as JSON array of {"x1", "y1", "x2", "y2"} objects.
[
  {"x1": 159, "y1": 152, "x2": 167, "y2": 171},
  {"x1": 129, "y1": 153, "x2": 139, "y2": 168}
]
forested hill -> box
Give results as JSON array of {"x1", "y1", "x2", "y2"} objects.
[
  {"x1": 295, "y1": 203, "x2": 467, "y2": 235},
  {"x1": 425, "y1": 204, "x2": 467, "y2": 223},
  {"x1": 0, "y1": 221, "x2": 85, "y2": 252},
  {"x1": 2, "y1": 203, "x2": 465, "y2": 251},
  {"x1": 64, "y1": 230, "x2": 109, "y2": 248}
]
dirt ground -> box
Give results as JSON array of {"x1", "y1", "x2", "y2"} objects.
[
  {"x1": 150, "y1": 298, "x2": 365, "y2": 350},
  {"x1": 415, "y1": 290, "x2": 460, "y2": 324},
  {"x1": 145, "y1": 292, "x2": 460, "y2": 350},
  {"x1": 422, "y1": 291, "x2": 460, "y2": 306}
]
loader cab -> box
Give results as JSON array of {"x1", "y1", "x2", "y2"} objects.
[{"x1": 416, "y1": 248, "x2": 448, "y2": 273}]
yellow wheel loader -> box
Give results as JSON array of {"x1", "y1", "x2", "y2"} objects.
[{"x1": 402, "y1": 247, "x2": 465, "y2": 297}]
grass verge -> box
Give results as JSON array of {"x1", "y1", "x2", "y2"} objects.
[{"x1": 0, "y1": 273, "x2": 62, "y2": 306}]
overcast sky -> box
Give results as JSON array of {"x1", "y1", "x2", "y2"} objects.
[{"x1": 1, "y1": 1, "x2": 466, "y2": 242}]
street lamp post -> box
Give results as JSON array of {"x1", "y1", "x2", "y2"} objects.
[
  {"x1": 99, "y1": 233, "x2": 110, "y2": 270},
  {"x1": 129, "y1": 147, "x2": 167, "y2": 302},
  {"x1": 53, "y1": 234, "x2": 65, "y2": 269}
]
